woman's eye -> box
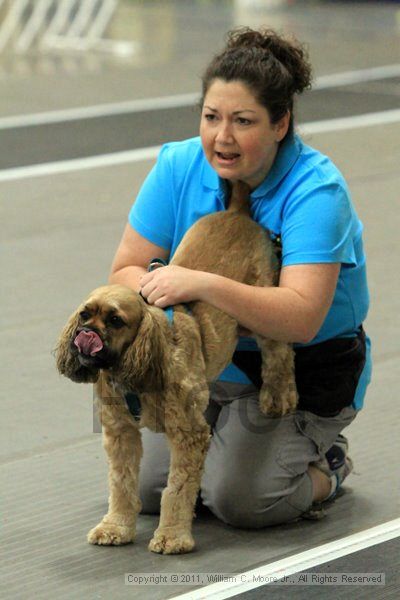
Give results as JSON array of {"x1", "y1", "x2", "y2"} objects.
[
  {"x1": 204, "y1": 113, "x2": 217, "y2": 121},
  {"x1": 237, "y1": 117, "x2": 252, "y2": 125}
]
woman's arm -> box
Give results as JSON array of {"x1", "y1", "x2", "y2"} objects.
[
  {"x1": 109, "y1": 223, "x2": 169, "y2": 291},
  {"x1": 139, "y1": 262, "x2": 340, "y2": 343},
  {"x1": 199, "y1": 263, "x2": 340, "y2": 343}
]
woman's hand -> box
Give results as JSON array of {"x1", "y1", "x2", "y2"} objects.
[{"x1": 139, "y1": 265, "x2": 208, "y2": 308}]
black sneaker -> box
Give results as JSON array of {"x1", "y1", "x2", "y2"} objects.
[{"x1": 302, "y1": 435, "x2": 354, "y2": 520}]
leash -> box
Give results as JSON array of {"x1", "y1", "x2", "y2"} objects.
[
  {"x1": 126, "y1": 258, "x2": 173, "y2": 421},
  {"x1": 138, "y1": 257, "x2": 174, "y2": 322}
]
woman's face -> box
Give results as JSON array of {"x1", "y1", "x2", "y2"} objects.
[{"x1": 200, "y1": 79, "x2": 289, "y2": 190}]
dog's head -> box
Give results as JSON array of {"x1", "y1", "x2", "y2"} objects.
[{"x1": 55, "y1": 284, "x2": 167, "y2": 390}]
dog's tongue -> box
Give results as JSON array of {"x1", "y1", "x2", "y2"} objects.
[{"x1": 74, "y1": 331, "x2": 103, "y2": 356}]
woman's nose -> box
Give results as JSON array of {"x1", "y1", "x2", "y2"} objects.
[{"x1": 215, "y1": 122, "x2": 234, "y2": 144}]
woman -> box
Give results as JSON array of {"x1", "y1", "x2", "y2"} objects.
[{"x1": 109, "y1": 28, "x2": 371, "y2": 527}]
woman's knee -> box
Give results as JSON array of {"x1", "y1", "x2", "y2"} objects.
[
  {"x1": 201, "y1": 488, "x2": 264, "y2": 528},
  {"x1": 201, "y1": 472, "x2": 312, "y2": 528}
]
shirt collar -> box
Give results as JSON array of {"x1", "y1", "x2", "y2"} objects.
[
  {"x1": 201, "y1": 154, "x2": 219, "y2": 190},
  {"x1": 251, "y1": 133, "x2": 302, "y2": 198},
  {"x1": 201, "y1": 133, "x2": 302, "y2": 197}
]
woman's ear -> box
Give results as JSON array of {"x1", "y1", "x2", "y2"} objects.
[
  {"x1": 55, "y1": 309, "x2": 99, "y2": 383},
  {"x1": 274, "y1": 111, "x2": 290, "y2": 142},
  {"x1": 117, "y1": 309, "x2": 168, "y2": 393}
]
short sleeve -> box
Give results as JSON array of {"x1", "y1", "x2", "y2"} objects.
[
  {"x1": 281, "y1": 182, "x2": 357, "y2": 267},
  {"x1": 128, "y1": 144, "x2": 175, "y2": 250}
]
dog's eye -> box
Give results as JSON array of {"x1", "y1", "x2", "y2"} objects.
[
  {"x1": 80, "y1": 310, "x2": 91, "y2": 321},
  {"x1": 108, "y1": 315, "x2": 125, "y2": 329}
]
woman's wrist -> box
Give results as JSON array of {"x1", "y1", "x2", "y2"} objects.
[
  {"x1": 109, "y1": 265, "x2": 147, "y2": 292},
  {"x1": 195, "y1": 271, "x2": 221, "y2": 303}
]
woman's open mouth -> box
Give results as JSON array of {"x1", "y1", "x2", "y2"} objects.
[{"x1": 215, "y1": 151, "x2": 241, "y2": 165}]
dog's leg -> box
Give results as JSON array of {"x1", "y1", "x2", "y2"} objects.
[
  {"x1": 148, "y1": 393, "x2": 210, "y2": 554},
  {"x1": 256, "y1": 337, "x2": 298, "y2": 416},
  {"x1": 88, "y1": 399, "x2": 142, "y2": 545}
]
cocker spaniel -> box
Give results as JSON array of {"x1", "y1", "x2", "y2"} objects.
[{"x1": 56, "y1": 181, "x2": 297, "y2": 554}]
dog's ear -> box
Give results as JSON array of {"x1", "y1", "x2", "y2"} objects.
[
  {"x1": 55, "y1": 309, "x2": 99, "y2": 384},
  {"x1": 117, "y1": 308, "x2": 168, "y2": 393}
]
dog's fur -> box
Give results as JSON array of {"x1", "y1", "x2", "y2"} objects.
[{"x1": 56, "y1": 181, "x2": 297, "y2": 554}]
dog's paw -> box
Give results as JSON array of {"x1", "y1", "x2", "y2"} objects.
[
  {"x1": 87, "y1": 520, "x2": 136, "y2": 546},
  {"x1": 259, "y1": 386, "x2": 297, "y2": 417},
  {"x1": 148, "y1": 527, "x2": 195, "y2": 554}
]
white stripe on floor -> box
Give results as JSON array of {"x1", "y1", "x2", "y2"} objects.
[
  {"x1": 314, "y1": 63, "x2": 400, "y2": 89},
  {"x1": 169, "y1": 518, "x2": 400, "y2": 600},
  {"x1": 0, "y1": 63, "x2": 399, "y2": 130},
  {"x1": 0, "y1": 93, "x2": 200, "y2": 130},
  {"x1": 0, "y1": 145, "x2": 161, "y2": 182},
  {"x1": 299, "y1": 108, "x2": 400, "y2": 135},
  {"x1": 1, "y1": 108, "x2": 400, "y2": 183}
]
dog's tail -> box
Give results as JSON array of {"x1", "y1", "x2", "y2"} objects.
[{"x1": 226, "y1": 180, "x2": 251, "y2": 215}]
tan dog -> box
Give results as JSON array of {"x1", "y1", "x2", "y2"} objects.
[{"x1": 56, "y1": 181, "x2": 297, "y2": 554}]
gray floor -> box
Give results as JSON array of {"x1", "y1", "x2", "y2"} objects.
[
  {"x1": 1, "y1": 1, "x2": 399, "y2": 599},
  {"x1": 239, "y1": 537, "x2": 400, "y2": 599}
]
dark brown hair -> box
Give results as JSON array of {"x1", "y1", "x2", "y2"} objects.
[{"x1": 202, "y1": 27, "x2": 312, "y2": 137}]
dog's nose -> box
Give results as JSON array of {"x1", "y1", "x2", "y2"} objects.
[{"x1": 78, "y1": 326, "x2": 99, "y2": 334}]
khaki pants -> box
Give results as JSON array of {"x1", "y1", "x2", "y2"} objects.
[{"x1": 138, "y1": 381, "x2": 358, "y2": 528}]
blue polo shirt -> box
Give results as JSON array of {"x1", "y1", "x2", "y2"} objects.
[{"x1": 129, "y1": 134, "x2": 371, "y2": 405}]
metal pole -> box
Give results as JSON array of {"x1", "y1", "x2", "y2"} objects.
[
  {"x1": 0, "y1": 0, "x2": 30, "y2": 53},
  {"x1": 65, "y1": 0, "x2": 97, "y2": 38},
  {"x1": 86, "y1": 0, "x2": 117, "y2": 40},
  {"x1": 15, "y1": 0, "x2": 54, "y2": 52},
  {"x1": 45, "y1": 0, "x2": 76, "y2": 38}
]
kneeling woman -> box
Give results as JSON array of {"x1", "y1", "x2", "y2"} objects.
[{"x1": 109, "y1": 27, "x2": 372, "y2": 527}]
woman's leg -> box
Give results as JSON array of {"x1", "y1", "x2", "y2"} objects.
[
  {"x1": 200, "y1": 382, "x2": 357, "y2": 528},
  {"x1": 139, "y1": 380, "x2": 357, "y2": 524}
]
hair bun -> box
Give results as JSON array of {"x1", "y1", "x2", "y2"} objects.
[{"x1": 226, "y1": 27, "x2": 312, "y2": 94}]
